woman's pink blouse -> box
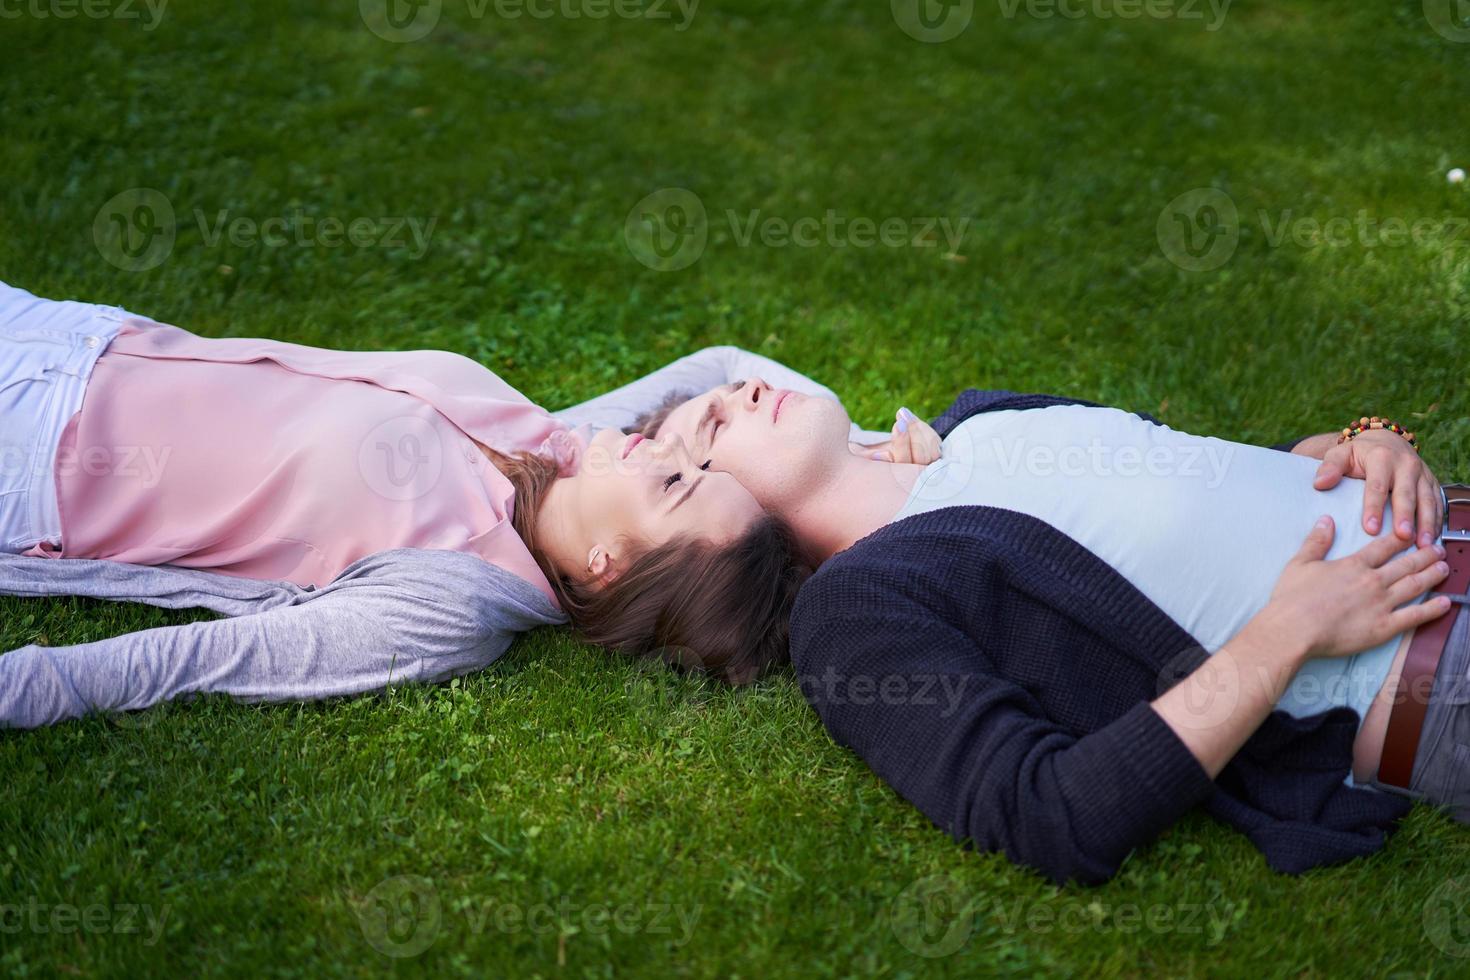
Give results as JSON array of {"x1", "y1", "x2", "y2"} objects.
[{"x1": 22, "y1": 317, "x2": 587, "y2": 607}]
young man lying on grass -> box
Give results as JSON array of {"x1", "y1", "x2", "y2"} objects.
[{"x1": 643, "y1": 378, "x2": 1463, "y2": 885}]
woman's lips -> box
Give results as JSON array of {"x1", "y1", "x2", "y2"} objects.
[
  {"x1": 621, "y1": 432, "x2": 645, "y2": 459},
  {"x1": 773, "y1": 390, "x2": 790, "y2": 423}
]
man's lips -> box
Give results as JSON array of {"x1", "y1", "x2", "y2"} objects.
[
  {"x1": 772, "y1": 390, "x2": 790, "y2": 423},
  {"x1": 621, "y1": 432, "x2": 645, "y2": 459}
]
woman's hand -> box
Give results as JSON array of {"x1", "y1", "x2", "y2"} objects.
[
  {"x1": 1312, "y1": 430, "x2": 1443, "y2": 547},
  {"x1": 850, "y1": 407, "x2": 943, "y2": 464},
  {"x1": 1265, "y1": 515, "x2": 1451, "y2": 660}
]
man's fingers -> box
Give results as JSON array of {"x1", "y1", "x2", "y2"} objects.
[
  {"x1": 1381, "y1": 542, "x2": 1445, "y2": 586},
  {"x1": 1388, "y1": 593, "x2": 1454, "y2": 634},
  {"x1": 1295, "y1": 515, "x2": 1336, "y2": 563},
  {"x1": 1355, "y1": 526, "x2": 1420, "y2": 568},
  {"x1": 1386, "y1": 553, "x2": 1450, "y2": 605}
]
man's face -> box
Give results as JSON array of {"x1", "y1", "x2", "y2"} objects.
[{"x1": 653, "y1": 378, "x2": 853, "y2": 516}]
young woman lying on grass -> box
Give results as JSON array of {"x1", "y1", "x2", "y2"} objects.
[
  {"x1": 637, "y1": 376, "x2": 1464, "y2": 883},
  {"x1": 0, "y1": 281, "x2": 932, "y2": 728}
]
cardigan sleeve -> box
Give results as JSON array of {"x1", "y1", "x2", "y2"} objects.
[
  {"x1": 1268, "y1": 436, "x2": 1308, "y2": 454},
  {"x1": 0, "y1": 549, "x2": 561, "y2": 729},
  {"x1": 791, "y1": 598, "x2": 1216, "y2": 886}
]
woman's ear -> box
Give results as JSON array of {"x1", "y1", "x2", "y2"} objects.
[{"x1": 586, "y1": 545, "x2": 619, "y2": 585}]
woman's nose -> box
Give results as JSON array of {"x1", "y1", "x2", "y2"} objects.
[{"x1": 653, "y1": 431, "x2": 694, "y2": 464}]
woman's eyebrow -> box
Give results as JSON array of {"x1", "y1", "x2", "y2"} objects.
[{"x1": 667, "y1": 475, "x2": 704, "y2": 514}]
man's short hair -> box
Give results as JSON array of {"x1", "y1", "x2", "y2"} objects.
[{"x1": 629, "y1": 389, "x2": 696, "y2": 439}]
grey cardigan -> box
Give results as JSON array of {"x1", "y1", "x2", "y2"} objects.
[{"x1": 0, "y1": 548, "x2": 564, "y2": 728}]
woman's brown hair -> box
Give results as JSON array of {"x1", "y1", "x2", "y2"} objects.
[{"x1": 483, "y1": 446, "x2": 808, "y2": 684}]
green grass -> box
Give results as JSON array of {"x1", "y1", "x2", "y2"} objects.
[{"x1": 3, "y1": 0, "x2": 1470, "y2": 975}]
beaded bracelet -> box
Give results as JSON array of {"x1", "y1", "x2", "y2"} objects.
[{"x1": 1337, "y1": 415, "x2": 1418, "y2": 452}]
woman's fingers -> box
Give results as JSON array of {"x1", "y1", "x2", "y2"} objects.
[
  {"x1": 1389, "y1": 457, "x2": 1419, "y2": 540},
  {"x1": 876, "y1": 408, "x2": 941, "y2": 466},
  {"x1": 887, "y1": 417, "x2": 911, "y2": 462},
  {"x1": 1313, "y1": 445, "x2": 1349, "y2": 490},
  {"x1": 1361, "y1": 458, "x2": 1391, "y2": 535},
  {"x1": 1418, "y1": 476, "x2": 1442, "y2": 548}
]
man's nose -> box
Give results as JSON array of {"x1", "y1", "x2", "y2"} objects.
[{"x1": 738, "y1": 376, "x2": 770, "y2": 413}]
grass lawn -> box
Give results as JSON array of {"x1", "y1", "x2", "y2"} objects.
[{"x1": 3, "y1": 0, "x2": 1470, "y2": 974}]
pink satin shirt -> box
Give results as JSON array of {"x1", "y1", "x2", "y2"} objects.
[{"x1": 22, "y1": 316, "x2": 587, "y2": 606}]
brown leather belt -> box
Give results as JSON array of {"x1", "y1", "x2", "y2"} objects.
[{"x1": 1376, "y1": 483, "x2": 1470, "y2": 789}]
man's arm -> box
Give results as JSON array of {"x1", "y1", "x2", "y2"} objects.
[
  {"x1": 792, "y1": 601, "x2": 1217, "y2": 887},
  {"x1": 1268, "y1": 431, "x2": 1335, "y2": 457}
]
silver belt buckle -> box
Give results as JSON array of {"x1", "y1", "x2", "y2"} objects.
[{"x1": 1445, "y1": 484, "x2": 1470, "y2": 542}]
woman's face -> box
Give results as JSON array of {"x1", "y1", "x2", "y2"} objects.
[{"x1": 555, "y1": 425, "x2": 766, "y2": 581}]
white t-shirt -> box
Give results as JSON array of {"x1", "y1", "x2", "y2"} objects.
[{"x1": 893, "y1": 404, "x2": 1436, "y2": 746}]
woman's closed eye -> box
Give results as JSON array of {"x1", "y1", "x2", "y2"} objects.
[{"x1": 662, "y1": 472, "x2": 684, "y2": 492}]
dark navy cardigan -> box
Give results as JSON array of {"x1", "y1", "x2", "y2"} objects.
[{"x1": 788, "y1": 389, "x2": 1412, "y2": 886}]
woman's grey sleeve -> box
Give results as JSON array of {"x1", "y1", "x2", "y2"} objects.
[
  {"x1": 0, "y1": 549, "x2": 565, "y2": 729},
  {"x1": 550, "y1": 345, "x2": 889, "y2": 443}
]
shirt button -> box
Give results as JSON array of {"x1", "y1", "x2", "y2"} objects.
[{"x1": 84, "y1": 335, "x2": 101, "y2": 348}]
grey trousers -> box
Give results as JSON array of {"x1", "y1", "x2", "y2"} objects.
[{"x1": 1367, "y1": 602, "x2": 1470, "y2": 819}]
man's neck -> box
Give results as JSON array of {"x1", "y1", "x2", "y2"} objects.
[{"x1": 783, "y1": 456, "x2": 928, "y2": 566}]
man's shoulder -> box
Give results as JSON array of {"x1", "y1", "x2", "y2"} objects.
[
  {"x1": 930, "y1": 388, "x2": 1158, "y2": 438},
  {"x1": 790, "y1": 507, "x2": 1011, "y2": 639},
  {"x1": 789, "y1": 503, "x2": 1121, "y2": 653}
]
